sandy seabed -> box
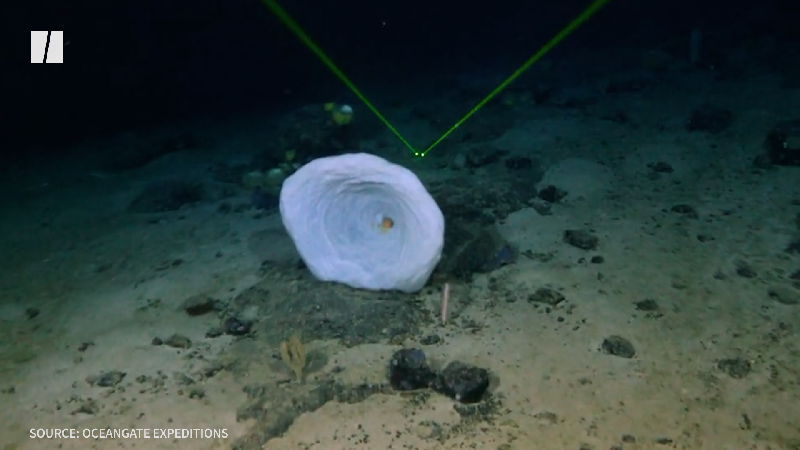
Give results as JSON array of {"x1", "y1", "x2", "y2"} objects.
[{"x1": 1, "y1": 70, "x2": 799, "y2": 450}]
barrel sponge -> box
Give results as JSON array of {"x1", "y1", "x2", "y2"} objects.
[{"x1": 279, "y1": 153, "x2": 444, "y2": 293}]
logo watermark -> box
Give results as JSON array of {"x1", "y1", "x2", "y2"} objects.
[{"x1": 31, "y1": 31, "x2": 64, "y2": 63}]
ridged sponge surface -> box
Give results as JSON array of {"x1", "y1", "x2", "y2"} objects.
[{"x1": 279, "y1": 153, "x2": 444, "y2": 293}]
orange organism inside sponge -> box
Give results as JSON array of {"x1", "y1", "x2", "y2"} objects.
[{"x1": 379, "y1": 216, "x2": 394, "y2": 232}]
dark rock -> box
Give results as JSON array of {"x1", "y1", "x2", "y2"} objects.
[
  {"x1": 86, "y1": 370, "x2": 126, "y2": 387},
  {"x1": 201, "y1": 362, "x2": 224, "y2": 378},
  {"x1": 433, "y1": 361, "x2": 490, "y2": 404},
  {"x1": 482, "y1": 244, "x2": 517, "y2": 272},
  {"x1": 154, "y1": 258, "x2": 183, "y2": 271},
  {"x1": 181, "y1": 294, "x2": 217, "y2": 316},
  {"x1": 768, "y1": 285, "x2": 800, "y2": 305},
  {"x1": 634, "y1": 299, "x2": 659, "y2": 312},
  {"x1": 538, "y1": 185, "x2": 567, "y2": 203},
  {"x1": 388, "y1": 348, "x2": 436, "y2": 391},
  {"x1": 430, "y1": 164, "x2": 543, "y2": 232},
  {"x1": 590, "y1": 255, "x2": 604, "y2": 264},
  {"x1": 600, "y1": 335, "x2": 636, "y2": 358},
  {"x1": 77, "y1": 342, "x2": 93, "y2": 352},
  {"x1": 717, "y1": 358, "x2": 751, "y2": 378},
  {"x1": 448, "y1": 226, "x2": 513, "y2": 277},
  {"x1": 73, "y1": 400, "x2": 99, "y2": 415},
  {"x1": 205, "y1": 328, "x2": 223, "y2": 338},
  {"x1": 670, "y1": 204, "x2": 698, "y2": 218},
  {"x1": 223, "y1": 317, "x2": 254, "y2": 336},
  {"x1": 734, "y1": 261, "x2": 757, "y2": 278},
  {"x1": 763, "y1": 119, "x2": 800, "y2": 166},
  {"x1": 527, "y1": 288, "x2": 565, "y2": 306},
  {"x1": 188, "y1": 388, "x2": 205, "y2": 399},
  {"x1": 686, "y1": 104, "x2": 733, "y2": 133},
  {"x1": 530, "y1": 198, "x2": 552, "y2": 215},
  {"x1": 420, "y1": 334, "x2": 442, "y2": 345},
  {"x1": 164, "y1": 334, "x2": 192, "y2": 349},
  {"x1": 563, "y1": 230, "x2": 599, "y2": 250},
  {"x1": 533, "y1": 411, "x2": 558, "y2": 425},
  {"x1": 633, "y1": 298, "x2": 663, "y2": 319},
  {"x1": 697, "y1": 234, "x2": 715, "y2": 242},
  {"x1": 25, "y1": 307, "x2": 40, "y2": 320}
]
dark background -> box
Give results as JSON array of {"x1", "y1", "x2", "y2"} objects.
[{"x1": 2, "y1": 0, "x2": 798, "y2": 153}]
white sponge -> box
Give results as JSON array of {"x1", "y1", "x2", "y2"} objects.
[{"x1": 279, "y1": 153, "x2": 445, "y2": 293}]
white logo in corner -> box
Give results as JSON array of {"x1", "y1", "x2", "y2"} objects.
[{"x1": 31, "y1": 31, "x2": 64, "y2": 63}]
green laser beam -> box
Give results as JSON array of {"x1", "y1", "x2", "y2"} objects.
[
  {"x1": 261, "y1": 0, "x2": 612, "y2": 158},
  {"x1": 421, "y1": 0, "x2": 612, "y2": 156},
  {"x1": 260, "y1": 0, "x2": 419, "y2": 155}
]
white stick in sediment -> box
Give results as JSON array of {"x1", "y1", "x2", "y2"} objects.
[{"x1": 441, "y1": 282, "x2": 450, "y2": 325}]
